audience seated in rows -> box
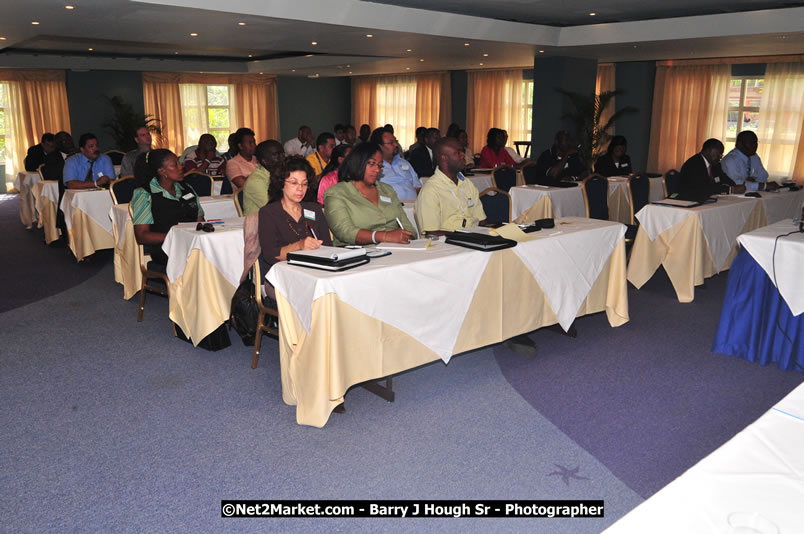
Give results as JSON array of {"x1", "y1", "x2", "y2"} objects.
[
  {"x1": 478, "y1": 128, "x2": 520, "y2": 169},
  {"x1": 679, "y1": 138, "x2": 738, "y2": 200},
  {"x1": 120, "y1": 126, "x2": 153, "y2": 178},
  {"x1": 225, "y1": 127, "x2": 257, "y2": 189},
  {"x1": 415, "y1": 137, "x2": 486, "y2": 234},
  {"x1": 594, "y1": 135, "x2": 632, "y2": 177},
  {"x1": 316, "y1": 144, "x2": 352, "y2": 205},
  {"x1": 720, "y1": 130, "x2": 776, "y2": 191},
  {"x1": 533, "y1": 130, "x2": 587, "y2": 183},
  {"x1": 409, "y1": 127, "x2": 440, "y2": 178},
  {"x1": 258, "y1": 157, "x2": 331, "y2": 277},
  {"x1": 63, "y1": 133, "x2": 115, "y2": 189},
  {"x1": 369, "y1": 126, "x2": 421, "y2": 200},
  {"x1": 457, "y1": 129, "x2": 474, "y2": 170},
  {"x1": 306, "y1": 132, "x2": 336, "y2": 176},
  {"x1": 243, "y1": 140, "x2": 285, "y2": 215},
  {"x1": 25, "y1": 133, "x2": 56, "y2": 172},
  {"x1": 344, "y1": 124, "x2": 357, "y2": 145},
  {"x1": 409, "y1": 126, "x2": 427, "y2": 153},
  {"x1": 323, "y1": 142, "x2": 417, "y2": 246},
  {"x1": 131, "y1": 149, "x2": 205, "y2": 265},
  {"x1": 334, "y1": 124, "x2": 346, "y2": 146},
  {"x1": 356, "y1": 124, "x2": 371, "y2": 145},
  {"x1": 182, "y1": 134, "x2": 225, "y2": 177},
  {"x1": 284, "y1": 125, "x2": 314, "y2": 158}
]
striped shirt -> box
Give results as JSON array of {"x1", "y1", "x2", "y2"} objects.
[{"x1": 130, "y1": 178, "x2": 205, "y2": 225}]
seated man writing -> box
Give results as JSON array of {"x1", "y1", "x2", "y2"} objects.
[{"x1": 415, "y1": 137, "x2": 486, "y2": 235}]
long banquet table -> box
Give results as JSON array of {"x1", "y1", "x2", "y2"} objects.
[
  {"x1": 627, "y1": 190, "x2": 804, "y2": 302},
  {"x1": 15, "y1": 171, "x2": 41, "y2": 229},
  {"x1": 267, "y1": 217, "x2": 630, "y2": 427},
  {"x1": 33, "y1": 180, "x2": 61, "y2": 243},
  {"x1": 61, "y1": 188, "x2": 116, "y2": 261}
]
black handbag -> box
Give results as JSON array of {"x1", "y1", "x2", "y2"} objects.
[
  {"x1": 174, "y1": 323, "x2": 231, "y2": 351},
  {"x1": 228, "y1": 277, "x2": 259, "y2": 346}
]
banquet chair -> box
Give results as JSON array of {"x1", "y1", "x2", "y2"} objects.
[
  {"x1": 215, "y1": 176, "x2": 233, "y2": 195},
  {"x1": 479, "y1": 187, "x2": 512, "y2": 225},
  {"x1": 625, "y1": 174, "x2": 651, "y2": 242},
  {"x1": 182, "y1": 171, "x2": 214, "y2": 197},
  {"x1": 580, "y1": 174, "x2": 609, "y2": 220},
  {"x1": 105, "y1": 149, "x2": 126, "y2": 166},
  {"x1": 520, "y1": 160, "x2": 537, "y2": 184},
  {"x1": 491, "y1": 166, "x2": 517, "y2": 192},
  {"x1": 663, "y1": 169, "x2": 681, "y2": 198},
  {"x1": 128, "y1": 204, "x2": 170, "y2": 322},
  {"x1": 251, "y1": 259, "x2": 279, "y2": 369},
  {"x1": 232, "y1": 186, "x2": 245, "y2": 217},
  {"x1": 109, "y1": 176, "x2": 135, "y2": 205}
]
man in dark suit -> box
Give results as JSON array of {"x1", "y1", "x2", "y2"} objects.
[
  {"x1": 678, "y1": 138, "x2": 740, "y2": 200},
  {"x1": 408, "y1": 127, "x2": 440, "y2": 178},
  {"x1": 24, "y1": 133, "x2": 56, "y2": 172},
  {"x1": 41, "y1": 131, "x2": 77, "y2": 181}
]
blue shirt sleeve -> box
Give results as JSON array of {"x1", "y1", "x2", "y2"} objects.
[
  {"x1": 96, "y1": 155, "x2": 116, "y2": 180},
  {"x1": 62, "y1": 155, "x2": 82, "y2": 183}
]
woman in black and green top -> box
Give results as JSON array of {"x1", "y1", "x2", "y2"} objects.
[{"x1": 131, "y1": 149, "x2": 205, "y2": 265}]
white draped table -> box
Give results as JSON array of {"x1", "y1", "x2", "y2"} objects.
[
  {"x1": 60, "y1": 189, "x2": 115, "y2": 261},
  {"x1": 15, "y1": 171, "x2": 41, "y2": 229},
  {"x1": 510, "y1": 184, "x2": 586, "y2": 222}
]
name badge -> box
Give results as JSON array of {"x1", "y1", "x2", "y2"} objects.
[
  {"x1": 182, "y1": 193, "x2": 194, "y2": 200},
  {"x1": 714, "y1": 176, "x2": 720, "y2": 183},
  {"x1": 401, "y1": 165, "x2": 410, "y2": 171},
  {"x1": 467, "y1": 198, "x2": 475, "y2": 207},
  {"x1": 379, "y1": 195, "x2": 392, "y2": 203},
  {"x1": 303, "y1": 209, "x2": 316, "y2": 221},
  {"x1": 97, "y1": 171, "x2": 104, "y2": 178}
]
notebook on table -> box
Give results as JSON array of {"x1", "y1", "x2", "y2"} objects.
[
  {"x1": 287, "y1": 246, "x2": 369, "y2": 271},
  {"x1": 444, "y1": 231, "x2": 517, "y2": 251}
]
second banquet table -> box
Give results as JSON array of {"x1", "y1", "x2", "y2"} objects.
[
  {"x1": 61, "y1": 188, "x2": 115, "y2": 261},
  {"x1": 267, "y1": 217, "x2": 630, "y2": 427}
]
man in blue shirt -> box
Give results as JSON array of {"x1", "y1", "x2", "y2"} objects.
[
  {"x1": 63, "y1": 133, "x2": 115, "y2": 189},
  {"x1": 720, "y1": 130, "x2": 777, "y2": 192},
  {"x1": 370, "y1": 126, "x2": 421, "y2": 200}
]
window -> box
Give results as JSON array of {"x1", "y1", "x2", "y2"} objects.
[
  {"x1": 0, "y1": 83, "x2": 8, "y2": 167},
  {"x1": 725, "y1": 77, "x2": 763, "y2": 152},
  {"x1": 179, "y1": 84, "x2": 234, "y2": 150},
  {"x1": 375, "y1": 77, "x2": 417, "y2": 149},
  {"x1": 522, "y1": 80, "x2": 533, "y2": 141}
]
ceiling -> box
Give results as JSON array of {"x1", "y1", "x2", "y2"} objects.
[{"x1": 0, "y1": 0, "x2": 802, "y2": 77}]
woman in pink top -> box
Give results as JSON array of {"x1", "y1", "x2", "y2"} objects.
[
  {"x1": 316, "y1": 144, "x2": 352, "y2": 205},
  {"x1": 478, "y1": 127, "x2": 518, "y2": 168}
]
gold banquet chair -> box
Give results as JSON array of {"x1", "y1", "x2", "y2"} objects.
[
  {"x1": 109, "y1": 176, "x2": 135, "y2": 205},
  {"x1": 251, "y1": 259, "x2": 279, "y2": 369},
  {"x1": 128, "y1": 204, "x2": 170, "y2": 322},
  {"x1": 182, "y1": 171, "x2": 214, "y2": 197},
  {"x1": 232, "y1": 185, "x2": 245, "y2": 217}
]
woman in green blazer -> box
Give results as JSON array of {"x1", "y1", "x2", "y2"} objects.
[{"x1": 323, "y1": 142, "x2": 418, "y2": 246}]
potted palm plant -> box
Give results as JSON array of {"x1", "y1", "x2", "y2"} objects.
[
  {"x1": 557, "y1": 89, "x2": 637, "y2": 170},
  {"x1": 102, "y1": 96, "x2": 161, "y2": 152}
]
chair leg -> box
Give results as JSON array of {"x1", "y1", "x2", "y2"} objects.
[
  {"x1": 137, "y1": 281, "x2": 147, "y2": 322},
  {"x1": 252, "y1": 314, "x2": 265, "y2": 369}
]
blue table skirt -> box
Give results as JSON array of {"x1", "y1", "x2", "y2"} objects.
[{"x1": 713, "y1": 249, "x2": 803, "y2": 371}]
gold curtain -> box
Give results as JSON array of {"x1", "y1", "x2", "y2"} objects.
[
  {"x1": 466, "y1": 69, "x2": 525, "y2": 154},
  {"x1": 143, "y1": 72, "x2": 279, "y2": 154},
  {"x1": 756, "y1": 62, "x2": 804, "y2": 180},
  {"x1": 646, "y1": 64, "x2": 730, "y2": 173},
  {"x1": 596, "y1": 63, "x2": 615, "y2": 136},
  {"x1": 351, "y1": 72, "x2": 450, "y2": 148},
  {"x1": 0, "y1": 70, "x2": 71, "y2": 181}
]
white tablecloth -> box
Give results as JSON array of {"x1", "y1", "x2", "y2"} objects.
[
  {"x1": 510, "y1": 185, "x2": 585, "y2": 219},
  {"x1": 637, "y1": 196, "x2": 758, "y2": 271},
  {"x1": 606, "y1": 176, "x2": 665, "y2": 203},
  {"x1": 604, "y1": 383, "x2": 804, "y2": 534},
  {"x1": 759, "y1": 189, "x2": 804, "y2": 224},
  {"x1": 36, "y1": 181, "x2": 59, "y2": 216},
  {"x1": 162, "y1": 219, "x2": 245, "y2": 286},
  {"x1": 738, "y1": 219, "x2": 804, "y2": 316},
  {"x1": 15, "y1": 171, "x2": 41, "y2": 228},
  {"x1": 60, "y1": 189, "x2": 115, "y2": 235}
]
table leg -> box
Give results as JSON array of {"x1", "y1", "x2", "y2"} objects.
[{"x1": 361, "y1": 377, "x2": 395, "y2": 402}]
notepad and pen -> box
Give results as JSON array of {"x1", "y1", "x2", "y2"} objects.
[{"x1": 287, "y1": 246, "x2": 370, "y2": 271}]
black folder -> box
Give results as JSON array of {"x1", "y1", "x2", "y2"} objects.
[{"x1": 444, "y1": 232, "x2": 517, "y2": 251}]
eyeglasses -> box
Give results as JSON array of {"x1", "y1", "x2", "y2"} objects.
[
  {"x1": 286, "y1": 180, "x2": 309, "y2": 188},
  {"x1": 366, "y1": 160, "x2": 384, "y2": 170}
]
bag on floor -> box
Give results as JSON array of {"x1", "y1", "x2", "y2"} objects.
[{"x1": 229, "y1": 278, "x2": 258, "y2": 346}]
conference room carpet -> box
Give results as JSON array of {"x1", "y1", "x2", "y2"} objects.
[{"x1": 1, "y1": 193, "x2": 801, "y2": 532}]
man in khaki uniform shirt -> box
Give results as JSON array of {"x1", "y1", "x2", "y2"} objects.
[{"x1": 415, "y1": 137, "x2": 486, "y2": 233}]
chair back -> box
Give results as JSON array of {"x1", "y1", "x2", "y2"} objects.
[
  {"x1": 215, "y1": 176, "x2": 233, "y2": 195},
  {"x1": 233, "y1": 186, "x2": 245, "y2": 217},
  {"x1": 627, "y1": 174, "x2": 651, "y2": 224},
  {"x1": 663, "y1": 169, "x2": 681, "y2": 198},
  {"x1": 491, "y1": 166, "x2": 517, "y2": 192},
  {"x1": 109, "y1": 176, "x2": 135, "y2": 205},
  {"x1": 37, "y1": 163, "x2": 46, "y2": 181},
  {"x1": 105, "y1": 150, "x2": 126, "y2": 165},
  {"x1": 478, "y1": 187, "x2": 512, "y2": 225},
  {"x1": 183, "y1": 171, "x2": 213, "y2": 197},
  {"x1": 580, "y1": 174, "x2": 609, "y2": 220}
]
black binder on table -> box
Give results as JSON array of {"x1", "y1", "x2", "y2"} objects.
[
  {"x1": 444, "y1": 231, "x2": 517, "y2": 252},
  {"x1": 287, "y1": 246, "x2": 370, "y2": 272}
]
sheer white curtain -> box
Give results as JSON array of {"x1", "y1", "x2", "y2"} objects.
[
  {"x1": 756, "y1": 62, "x2": 804, "y2": 180},
  {"x1": 375, "y1": 76, "x2": 417, "y2": 148},
  {"x1": 179, "y1": 84, "x2": 210, "y2": 148}
]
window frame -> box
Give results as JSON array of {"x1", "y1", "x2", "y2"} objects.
[{"x1": 726, "y1": 76, "x2": 762, "y2": 145}]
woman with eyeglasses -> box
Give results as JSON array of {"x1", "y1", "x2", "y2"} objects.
[
  {"x1": 323, "y1": 142, "x2": 417, "y2": 246},
  {"x1": 258, "y1": 156, "x2": 332, "y2": 271}
]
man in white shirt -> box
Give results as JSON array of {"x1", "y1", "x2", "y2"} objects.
[
  {"x1": 284, "y1": 126, "x2": 314, "y2": 157},
  {"x1": 720, "y1": 130, "x2": 777, "y2": 191}
]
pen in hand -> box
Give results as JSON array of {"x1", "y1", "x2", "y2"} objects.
[
  {"x1": 395, "y1": 217, "x2": 404, "y2": 229},
  {"x1": 306, "y1": 222, "x2": 318, "y2": 240}
]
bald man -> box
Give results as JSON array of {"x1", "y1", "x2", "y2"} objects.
[{"x1": 415, "y1": 137, "x2": 486, "y2": 234}]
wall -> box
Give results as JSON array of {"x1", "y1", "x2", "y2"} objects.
[
  {"x1": 614, "y1": 61, "x2": 655, "y2": 173},
  {"x1": 530, "y1": 56, "x2": 598, "y2": 154},
  {"x1": 277, "y1": 76, "x2": 351, "y2": 144},
  {"x1": 66, "y1": 70, "x2": 144, "y2": 151}
]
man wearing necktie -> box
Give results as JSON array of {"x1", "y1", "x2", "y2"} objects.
[
  {"x1": 678, "y1": 138, "x2": 738, "y2": 200},
  {"x1": 720, "y1": 130, "x2": 777, "y2": 192},
  {"x1": 63, "y1": 133, "x2": 115, "y2": 190}
]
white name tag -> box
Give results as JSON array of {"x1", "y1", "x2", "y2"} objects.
[
  {"x1": 97, "y1": 171, "x2": 104, "y2": 178},
  {"x1": 379, "y1": 195, "x2": 392, "y2": 203},
  {"x1": 182, "y1": 193, "x2": 194, "y2": 200},
  {"x1": 467, "y1": 198, "x2": 475, "y2": 207},
  {"x1": 303, "y1": 209, "x2": 316, "y2": 221},
  {"x1": 714, "y1": 176, "x2": 720, "y2": 183}
]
